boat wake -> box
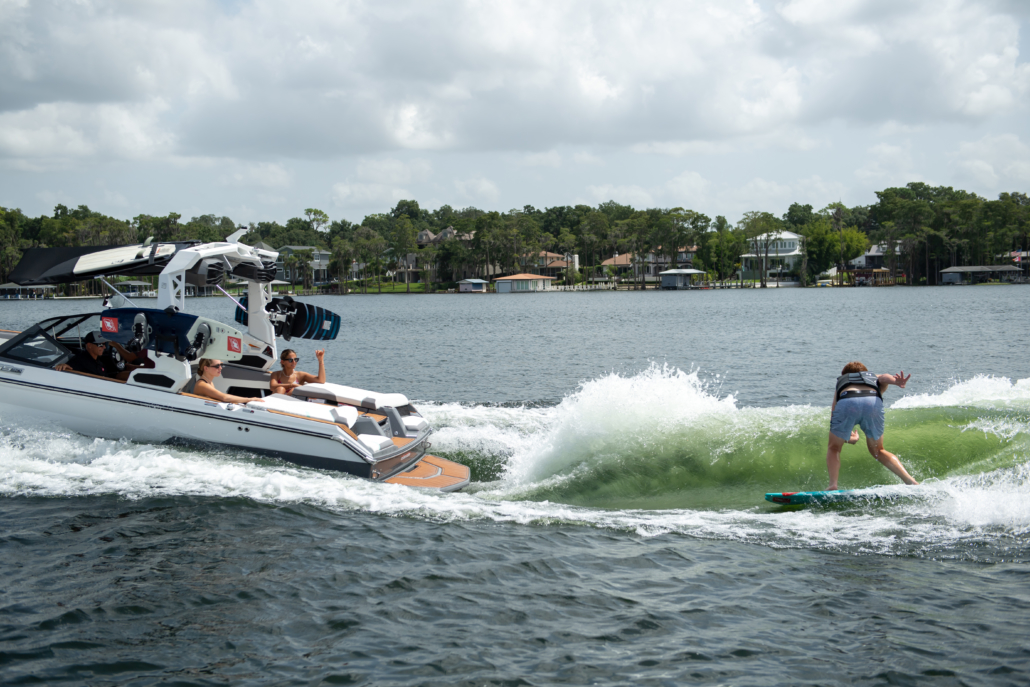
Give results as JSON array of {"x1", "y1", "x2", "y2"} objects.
[{"x1": 2, "y1": 365, "x2": 1029, "y2": 561}]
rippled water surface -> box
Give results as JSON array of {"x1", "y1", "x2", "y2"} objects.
[{"x1": 2, "y1": 286, "x2": 1030, "y2": 685}]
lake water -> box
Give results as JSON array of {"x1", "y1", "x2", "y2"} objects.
[{"x1": 2, "y1": 286, "x2": 1029, "y2": 685}]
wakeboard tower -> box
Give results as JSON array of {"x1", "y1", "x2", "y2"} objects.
[{"x1": 0, "y1": 231, "x2": 468, "y2": 491}]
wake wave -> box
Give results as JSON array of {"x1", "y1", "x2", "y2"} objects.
[{"x1": 2, "y1": 365, "x2": 1029, "y2": 560}]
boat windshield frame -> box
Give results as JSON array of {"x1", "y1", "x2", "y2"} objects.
[{"x1": 0, "y1": 313, "x2": 101, "y2": 368}]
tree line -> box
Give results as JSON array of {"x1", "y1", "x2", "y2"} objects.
[{"x1": 2, "y1": 182, "x2": 1027, "y2": 289}]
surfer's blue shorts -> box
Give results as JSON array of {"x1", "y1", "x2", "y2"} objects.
[{"x1": 830, "y1": 395, "x2": 885, "y2": 441}]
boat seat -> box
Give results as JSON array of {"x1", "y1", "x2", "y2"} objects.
[
  {"x1": 247, "y1": 393, "x2": 358, "y2": 428},
  {"x1": 293, "y1": 382, "x2": 409, "y2": 410},
  {"x1": 403, "y1": 416, "x2": 429, "y2": 432}
]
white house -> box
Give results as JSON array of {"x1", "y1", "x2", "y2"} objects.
[
  {"x1": 740, "y1": 231, "x2": 803, "y2": 279},
  {"x1": 493, "y1": 273, "x2": 555, "y2": 293}
]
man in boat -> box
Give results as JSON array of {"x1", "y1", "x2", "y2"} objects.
[
  {"x1": 55, "y1": 331, "x2": 143, "y2": 381},
  {"x1": 827, "y1": 361, "x2": 919, "y2": 490},
  {"x1": 270, "y1": 348, "x2": 326, "y2": 396}
]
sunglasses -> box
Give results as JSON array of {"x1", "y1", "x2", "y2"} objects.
[
  {"x1": 282, "y1": 357, "x2": 299, "y2": 363},
  {"x1": 207, "y1": 364, "x2": 224, "y2": 370}
]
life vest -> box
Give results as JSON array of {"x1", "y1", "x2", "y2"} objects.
[{"x1": 835, "y1": 371, "x2": 882, "y2": 401}]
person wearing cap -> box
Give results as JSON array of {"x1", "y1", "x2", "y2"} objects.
[{"x1": 56, "y1": 331, "x2": 119, "y2": 378}]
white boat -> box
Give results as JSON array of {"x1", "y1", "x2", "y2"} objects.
[{"x1": 0, "y1": 232, "x2": 469, "y2": 491}]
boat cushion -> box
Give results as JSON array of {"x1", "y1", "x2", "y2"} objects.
[
  {"x1": 293, "y1": 382, "x2": 409, "y2": 410},
  {"x1": 357, "y1": 434, "x2": 393, "y2": 452},
  {"x1": 248, "y1": 393, "x2": 358, "y2": 427},
  {"x1": 403, "y1": 416, "x2": 429, "y2": 432}
]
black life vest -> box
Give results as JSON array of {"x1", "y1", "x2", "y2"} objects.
[{"x1": 835, "y1": 371, "x2": 882, "y2": 401}]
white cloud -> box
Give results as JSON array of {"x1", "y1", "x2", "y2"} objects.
[
  {"x1": 522, "y1": 151, "x2": 562, "y2": 167},
  {"x1": 455, "y1": 177, "x2": 500, "y2": 202},
  {"x1": 956, "y1": 134, "x2": 1030, "y2": 189},
  {"x1": 332, "y1": 182, "x2": 411, "y2": 206},
  {"x1": 219, "y1": 162, "x2": 292, "y2": 188},
  {"x1": 854, "y1": 142, "x2": 917, "y2": 184},
  {"x1": 572, "y1": 151, "x2": 604, "y2": 165},
  {"x1": 331, "y1": 157, "x2": 432, "y2": 208},
  {"x1": 587, "y1": 184, "x2": 654, "y2": 208},
  {"x1": 355, "y1": 158, "x2": 431, "y2": 185},
  {"x1": 0, "y1": 99, "x2": 174, "y2": 170},
  {"x1": 665, "y1": 171, "x2": 710, "y2": 207}
]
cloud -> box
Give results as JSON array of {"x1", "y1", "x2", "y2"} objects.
[
  {"x1": 5, "y1": 0, "x2": 1024, "y2": 167},
  {"x1": 854, "y1": 142, "x2": 917, "y2": 184},
  {"x1": 955, "y1": 134, "x2": 1030, "y2": 189},
  {"x1": 331, "y1": 157, "x2": 432, "y2": 208},
  {"x1": 219, "y1": 162, "x2": 292, "y2": 188},
  {"x1": 355, "y1": 158, "x2": 431, "y2": 185},
  {"x1": 572, "y1": 151, "x2": 603, "y2": 165},
  {"x1": 665, "y1": 171, "x2": 710, "y2": 207},
  {"x1": 455, "y1": 177, "x2": 500, "y2": 202},
  {"x1": 522, "y1": 151, "x2": 562, "y2": 167},
  {"x1": 0, "y1": 99, "x2": 174, "y2": 170},
  {"x1": 586, "y1": 184, "x2": 654, "y2": 208}
]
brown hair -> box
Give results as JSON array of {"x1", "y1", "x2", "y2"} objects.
[
  {"x1": 198, "y1": 358, "x2": 218, "y2": 375},
  {"x1": 841, "y1": 361, "x2": 868, "y2": 374},
  {"x1": 280, "y1": 348, "x2": 296, "y2": 360}
]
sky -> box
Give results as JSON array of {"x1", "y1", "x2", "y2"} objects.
[{"x1": 1, "y1": 0, "x2": 1029, "y2": 226}]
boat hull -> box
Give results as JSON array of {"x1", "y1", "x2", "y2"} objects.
[{"x1": 0, "y1": 366, "x2": 392, "y2": 479}]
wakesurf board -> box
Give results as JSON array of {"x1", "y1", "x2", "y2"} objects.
[{"x1": 765, "y1": 490, "x2": 857, "y2": 505}]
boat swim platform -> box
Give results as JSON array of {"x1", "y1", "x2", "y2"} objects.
[{"x1": 384, "y1": 454, "x2": 470, "y2": 492}]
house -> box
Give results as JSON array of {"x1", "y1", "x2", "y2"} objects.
[
  {"x1": 849, "y1": 243, "x2": 902, "y2": 270},
  {"x1": 535, "y1": 251, "x2": 579, "y2": 278},
  {"x1": 276, "y1": 245, "x2": 332, "y2": 284},
  {"x1": 417, "y1": 225, "x2": 474, "y2": 248},
  {"x1": 740, "y1": 231, "x2": 802, "y2": 279},
  {"x1": 600, "y1": 247, "x2": 696, "y2": 282},
  {"x1": 493, "y1": 274, "x2": 556, "y2": 293},
  {"x1": 457, "y1": 278, "x2": 489, "y2": 293}
]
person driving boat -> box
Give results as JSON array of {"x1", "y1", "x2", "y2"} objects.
[
  {"x1": 194, "y1": 358, "x2": 265, "y2": 405},
  {"x1": 270, "y1": 348, "x2": 325, "y2": 396}
]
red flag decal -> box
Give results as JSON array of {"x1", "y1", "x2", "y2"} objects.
[
  {"x1": 101, "y1": 317, "x2": 119, "y2": 333},
  {"x1": 227, "y1": 336, "x2": 241, "y2": 353}
]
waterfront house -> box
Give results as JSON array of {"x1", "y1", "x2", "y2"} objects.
[
  {"x1": 741, "y1": 231, "x2": 802, "y2": 280},
  {"x1": 457, "y1": 278, "x2": 489, "y2": 293},
  {"x1": 494, "y1": 274, "x2": 556, "y2": 293},
  {"x1": 276, "y1": 245, "x2": 332, "y2": 285},
  {"x1": 600, "y1": 247, "x2": 696, "y2": 283}
]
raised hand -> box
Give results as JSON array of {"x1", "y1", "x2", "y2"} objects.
[
  {"x1": 895, "y1": 370, "x2": 910, "y2": 388},
  {"x1": 315, "y1": 349, "x2": 325, "y2": 363}
]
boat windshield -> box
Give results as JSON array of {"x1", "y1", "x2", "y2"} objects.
[{"x1": 0, "y1": 313, "x2": 103, "y2": 368}]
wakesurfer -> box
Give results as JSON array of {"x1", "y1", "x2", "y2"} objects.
[{"x1": 827, "y1": 361, "x2": 918, "y2": 490}]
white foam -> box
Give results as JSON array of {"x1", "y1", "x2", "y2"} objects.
[{"x1": 893, "y1": 375, "x2": 1030, "y2": 410}]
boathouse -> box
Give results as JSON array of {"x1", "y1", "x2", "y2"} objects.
[
  {"x1": 659, "y1": 269, "x2": 705, "y2": 290},
  {"x1": 457, "y1": 278, "x2": 489, "y2": 293},
  {"x1": 493, "y1": 274, "x2": 555, "y2": 293}
]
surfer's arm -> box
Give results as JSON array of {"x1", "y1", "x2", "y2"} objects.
[{"x1": 877, "y1": 370, "x2": 910, "y2": 394}]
